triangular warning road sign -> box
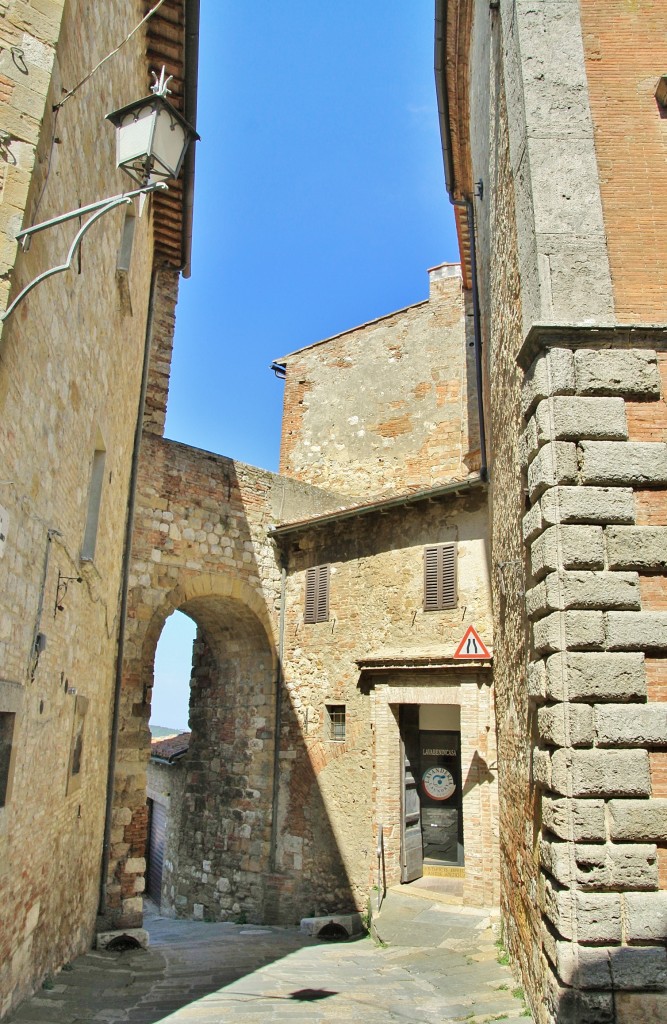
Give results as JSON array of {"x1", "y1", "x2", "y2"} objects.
[{"x1": 453, "y1": 624, "x2": 491, "y2": 660}]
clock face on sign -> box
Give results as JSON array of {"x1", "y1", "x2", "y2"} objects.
[{"x1": 422, "y1": 766, "x2": 456, "y2": 801}]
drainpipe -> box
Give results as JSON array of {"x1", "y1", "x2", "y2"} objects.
[
  {"x1": 180, "y1": 0, "x2": 200, "y2": 278},
  {"x1": 435, "y1": 1, "x2": 488, "y2": 482},
  {"x1": 98, "y1": 267, "x2": 158, "y2": 917},
  {"x1": 463, "y1": 199, "x2": 488, "y2": 482},
  {"x1": 269, "y1": 561, "x2": 286, "y2": 872}
]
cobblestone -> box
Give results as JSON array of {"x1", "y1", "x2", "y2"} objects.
[{"x1": 6, "y1": 896, "x2": 532, "y2": 1024}]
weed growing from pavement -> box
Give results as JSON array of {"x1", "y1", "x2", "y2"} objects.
[{"x1": 361, "y1": 897, "x2": 372, "y2": 934}]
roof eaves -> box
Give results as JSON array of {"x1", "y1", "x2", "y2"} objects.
[
  {"x1": 356, "y1": 655, "x2": 492, "y2": 672},
  {"x1": 269, "y1": 473, "x2": 486, "y2": 538},
  {"x1": 143, "y1": 0, "x2": 200, "y2": 273}
]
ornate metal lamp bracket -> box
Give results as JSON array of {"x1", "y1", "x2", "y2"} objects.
[{"x1": 0, "y1": 181, "x2": 167, "y2": 323}]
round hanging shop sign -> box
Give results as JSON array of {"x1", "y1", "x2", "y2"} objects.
[{"x1": 422, "y1": 766, "x2": 456, "y2": 801}]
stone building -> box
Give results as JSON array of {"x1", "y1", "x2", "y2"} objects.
[
  {"x1": 5, "y1": 3, "x2": 665, "y2": 1023},
  {"x1": 108, "y1": 262, "x2": 499, "y2": 928},
  {"x1": 435, "y1": 1, "x2": 667, "y2": 1021},
  {"x1": 272, "y1": 264, "x2": 497, "y2": 915},
  {"x1": 0, "y1": 0, "x2": 198, "y2": 1016}
]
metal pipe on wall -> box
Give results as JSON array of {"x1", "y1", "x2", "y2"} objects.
[
  {"x1": 464, "y1": 199, "x2": 488, "y2": 482},
  {"x1": 269, "y1": 562, "x2": 286, "y2": 872},
  {"x1": 98, "y1": 267, "x2": 158, "y2": 917}
]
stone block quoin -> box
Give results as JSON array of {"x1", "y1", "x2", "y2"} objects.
[{"x1": 518, "y1": 340, "x2": 667, "y2": 986}]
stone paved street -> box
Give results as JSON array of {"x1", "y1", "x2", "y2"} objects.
[{"x1": 8, "y1": 893, "x2": 532, "y2": 1024}]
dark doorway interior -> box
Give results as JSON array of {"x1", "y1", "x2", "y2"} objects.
[
  {"x1": 400, "y1": 705, "x2": 464, "y2": 881},
  {"x1": 419, "y1": 728, "x2": 463, "y2": 866}
]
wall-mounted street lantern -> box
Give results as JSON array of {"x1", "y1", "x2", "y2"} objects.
[
  {"x1": 106, "y1": 67, "x2": 197, "y2": 186},
  {"x1": 0, "y1": 68, "x2": 199, "y2": 323}
]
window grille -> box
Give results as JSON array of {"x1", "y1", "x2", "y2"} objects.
[
  {"x1": 326, "y1": 704, "x2": 346, "y2": 742},
  {"x1": 424, "y1": 543, "x2": 457, "y2": 611},
  {"x1": 304, "y1": 564, "x2": 330, "y2": 623}
]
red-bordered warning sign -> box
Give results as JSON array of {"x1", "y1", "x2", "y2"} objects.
[{"x1": 453, "y1": 625, "x2": 491, "y2": 660}]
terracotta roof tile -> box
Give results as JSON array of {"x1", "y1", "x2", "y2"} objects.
[{"x1": 150, "y1": 731, "x2": 190, "y2": 762}]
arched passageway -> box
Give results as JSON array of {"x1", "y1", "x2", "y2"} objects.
[
  {"x1": 106, "y1": 570, "x2": 279, "y2": 929},
  {"x1": 157, "y1": 592, "x2": 276, "y2": 921},
  {"x1": 101, "y1": 436, "x2": 359, "y2": 933}
]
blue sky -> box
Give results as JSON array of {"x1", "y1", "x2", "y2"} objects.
[{"x1": 151, "y1": 0, "x2": 458, "y2": 731}]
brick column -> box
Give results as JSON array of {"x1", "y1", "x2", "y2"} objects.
[
  {"x1": 371, "y1": 689, "x2": 402, "y2": 888},
  {"x1": 521, "y1": 335, "x2": 667, "y2": 1022}
]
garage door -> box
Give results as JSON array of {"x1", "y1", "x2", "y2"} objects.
[{"x1": 147, "y1": 799, "x2": 167, "y2": 902}]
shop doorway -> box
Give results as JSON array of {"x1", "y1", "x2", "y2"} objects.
[{"x1": 400, "y1": 704, "x2": 463, "y2": 882}]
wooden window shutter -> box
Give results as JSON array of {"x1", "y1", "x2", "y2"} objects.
[
  {"x1": 305, "y1": 564, "x2": 330, "y2": 623},
  {"x1": 316, "y1": 564, "x2": 329, "y2": 622},
  {"x1": 441, "y1": 543, "x2": 456, "y2": 608},
  {"x1": 423, "y1": 543, "x2": 457, "y2": 611}
]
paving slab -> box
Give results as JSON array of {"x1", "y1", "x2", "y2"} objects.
[{"x1": 6, "y1": 894, "x2": 532, "y2": 1024}]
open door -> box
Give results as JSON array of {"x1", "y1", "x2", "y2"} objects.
[{"x1": 400, "y1": 704, "x2": 423, "y2": 882}]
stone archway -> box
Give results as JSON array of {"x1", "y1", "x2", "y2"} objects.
[
  {"x1": 106, "y1": 570, "x2": 279, "y2": 929},
  {"x1": 97, "y1": 434, "x2": 290, "y2": 931},
  {"x1": 157, "y1": 585, "x2": 278, "y2": 921}
]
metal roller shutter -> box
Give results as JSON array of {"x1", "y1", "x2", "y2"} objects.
[{"x1": 147, "y1": 799, "x2": 167, "y2": 902}]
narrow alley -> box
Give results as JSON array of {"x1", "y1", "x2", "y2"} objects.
[{"x1": 7, "y1": 892, "x2": 531, "y2": 1024}]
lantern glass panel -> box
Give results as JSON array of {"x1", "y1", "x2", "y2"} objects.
[
  {"x1": 116, "y1": 104, "x2": 157, "y2": 171},
  {"x1": 151, "y1": 105, "x2": 188, "y2": 179}
]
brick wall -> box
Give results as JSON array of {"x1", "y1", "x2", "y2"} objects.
[
  {"x1": 106, "y1": 435, "x2": 284, "y2": 927},
  {"x1": 456, "y1": 0, "x2": 667, "y2": 1017},
  {"x1": 278, "y1": 265, "x2": 480, "y2": 497},
  {"x1": 0, "y1": 0, "x2": 66, "y2": 311},
  {"x1": 580, "y1": 0, "x2": 667, "y2": 323},
  {"x1": 143, "y1": 269, "x2": 180, "y2": 437}
]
